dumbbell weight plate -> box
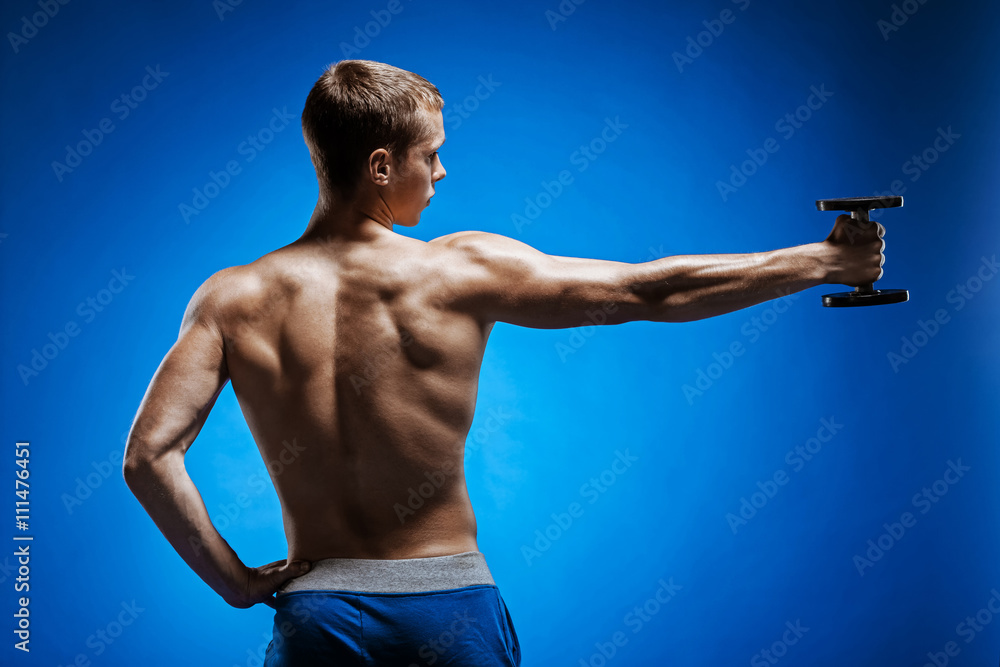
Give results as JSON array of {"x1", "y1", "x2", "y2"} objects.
[
  {"x1": 816, "y1": 196, "x2": 903, "y2": 211},
  {"x1": 822, "y1": 289, "x2": 909, "y2": 307}
]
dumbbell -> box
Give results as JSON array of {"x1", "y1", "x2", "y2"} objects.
[{"x1": 816, "y1": 195, "x2": 908, "y2": 307}]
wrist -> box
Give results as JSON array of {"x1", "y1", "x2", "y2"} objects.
[
  {"x1": 220, "y1": 564, "x2": 253, "y2": 608},
  {"x1": 800, "y1": 241, "x2": 836, "y2": 285}
]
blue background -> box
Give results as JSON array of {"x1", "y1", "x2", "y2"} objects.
[{"x1": 2, "y1": 0, "x2": 998, "y2": 665}]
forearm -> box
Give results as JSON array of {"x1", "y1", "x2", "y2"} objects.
[
  {"x1": 623, "y1": 242, "x2": 832, "y2": 322},
  {"x1": 124, "y1": 451, "x2": 247, "y2": 605}
]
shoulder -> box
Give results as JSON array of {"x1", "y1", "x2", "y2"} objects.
[
  {"x1": 429, "y1": 230, "x2": 523, "y2": 249},
  {"x1": 182, "y1": 263, "x2": 269, "y2": 332},
  {"x1": 427, "y1": 230, "x2": 543, "y2": 265}
]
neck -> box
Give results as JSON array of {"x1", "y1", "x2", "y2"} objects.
[{"x1": 300, "y1": 187, "x2": 395, "y2": 241}]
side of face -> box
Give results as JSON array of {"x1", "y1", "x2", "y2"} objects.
[{"x1": 384, "y1": 108, "x2": 447, "y2": 227}]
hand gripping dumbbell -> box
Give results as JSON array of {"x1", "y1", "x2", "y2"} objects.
[{"x1": 816, "y1": 195, "x2": 908, "y2": 307}]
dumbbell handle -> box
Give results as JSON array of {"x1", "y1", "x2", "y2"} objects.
[
  {"x1": 851, "y1": 209, "x2": 875, "y2": 295},
  {"x1": 817, "y1": 195, "x2": 906, "y2": 307}
]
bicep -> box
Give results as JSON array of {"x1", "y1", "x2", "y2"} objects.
[{"x1": 126, "y1": 299, "x2": 230, "y2": 465}]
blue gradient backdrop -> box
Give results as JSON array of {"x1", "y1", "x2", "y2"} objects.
[{"x1": 2, "y1": 0, "x2": 998, "y2": 665}]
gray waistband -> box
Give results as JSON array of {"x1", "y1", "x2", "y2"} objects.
[{"x1": 277, "y1": 550, "x2": 496, "y2": 595}]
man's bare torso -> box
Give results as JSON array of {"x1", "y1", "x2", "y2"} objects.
[{"x1": 217, "y1": 227, "x2": 490, "y2": 562}]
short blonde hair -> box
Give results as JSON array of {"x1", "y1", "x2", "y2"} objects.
[{"x1": 301, "y1": 60, "x2": 444, "y2": 197}]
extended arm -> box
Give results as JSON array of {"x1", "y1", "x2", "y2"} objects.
[
  {"x1": 122, "y1": 270, "x2": 308, "y2": 608},
  {"x1": 432, "y1": 215, "x2": 883, "y2": 327}
]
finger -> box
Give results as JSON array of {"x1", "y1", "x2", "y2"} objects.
[
  {"x1": 258, "y1": 558, "x2": 291, "y2": 573},
  {"x1": 262, "y1": 560, "x2": 312, "y2": 591},
  {"x1": 288, "y1": 560, "x2": 312, "y2": 576},
  {"x1": 262, "y1": 594, "x2": 279, "y2": 610},
  {"x1": 877, "y1": 222, "x2": 886, "y2": 238},
  {"x1": 250, "y1": 561, "x2": 310, "y2": 607}
]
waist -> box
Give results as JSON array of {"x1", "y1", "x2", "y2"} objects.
[{"x1": 277, "y1": 550, "x2": 496, "y2": 595}]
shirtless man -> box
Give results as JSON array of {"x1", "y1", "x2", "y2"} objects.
[{"x1": 123, "y1": 60, "x2": 885, "y2": 666}]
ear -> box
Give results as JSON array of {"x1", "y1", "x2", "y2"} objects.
[{"x1": 367, "y1": 148, "x2": 391, "y2": 186}]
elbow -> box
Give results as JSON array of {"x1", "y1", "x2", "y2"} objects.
[
  {"x1": 121, "y1": 436, "x2": 173, "y2": 490},
  {"x1": 122, "y1": 451, "x2": 178, "y2": 498},
  {"x1": 122, "y1": 432, "x2": 145, "y2": 480},
  {"x1": 122, "y1": 453, "x2": 142, "y2": 477},
  {"x1": 122, "y1": 451, "x2": 150, "y2": 490}
]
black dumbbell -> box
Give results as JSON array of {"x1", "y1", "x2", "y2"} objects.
[{"x1": 816, "y1": 196, "x2": 909, "y2": 307}]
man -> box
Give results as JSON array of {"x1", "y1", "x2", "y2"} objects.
[{"x1": 122, "y1": 59, "x2": 884, "y2": 666}]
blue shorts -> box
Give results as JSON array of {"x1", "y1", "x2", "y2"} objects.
[{"x1": 263, "y1": 551, "x2": 521, "y2": 666}]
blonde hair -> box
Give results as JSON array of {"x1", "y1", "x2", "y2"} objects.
[{"x1": 301, "y1": 60, "x2": 444, "y2": 197}]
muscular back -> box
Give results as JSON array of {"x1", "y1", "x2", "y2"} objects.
[
  {"x1": 127, "y1": 214, "x2": 862, "y2": 586},
  {"x1": 220, "y1": 230, "x2": 494, "y2": 561}
]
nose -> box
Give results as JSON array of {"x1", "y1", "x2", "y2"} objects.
[{"x1": 434, "y1": 156, "x2": 446, "y2": 182}]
